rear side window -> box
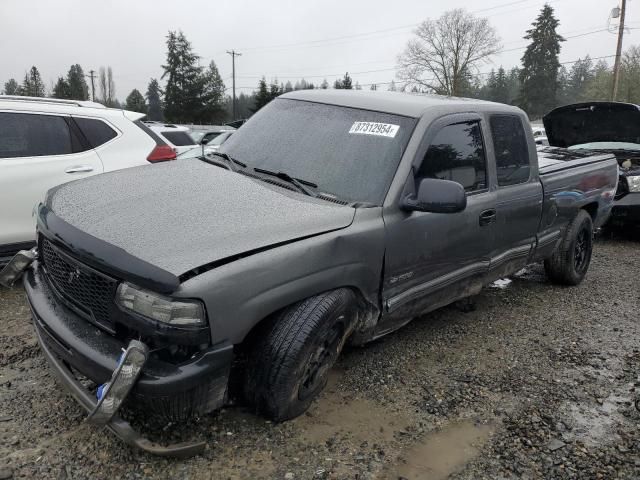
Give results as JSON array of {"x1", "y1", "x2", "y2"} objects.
[
  {"x1": 491, "y1": 115, "x2": 531, "y2": 186},
  {"x1": 0, "y1": 112, "x2": 74, "y2": 158},
  {"x1": 74, "y1": 117, "x2": 118, "y2": 148},
  {"x1": 162, "y1": 131, "x2": 196, "y2": 146},
  {"x1": 417, "y1": 121, "x2": 487, "y2": 193}
]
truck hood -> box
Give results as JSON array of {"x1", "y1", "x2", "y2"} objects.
[
  {"x1": 45, "y1": 161, "x2": 355, "y2": 277},
  {"x1": 543, "y1": 102, "x2": 640, "y2": 148}
]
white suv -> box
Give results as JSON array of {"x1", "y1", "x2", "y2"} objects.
[
  {"x1": 0, "y1": 96, "x2": 177, "y2": 263},
  {"x1": 144, "y1": 122, "x2": 197, "y2": 155}
]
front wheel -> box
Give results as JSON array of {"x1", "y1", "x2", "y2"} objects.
[
  {"x1": 544, "y1": 210, "x2": 593, "y2": 286},
  {"x1": 244, "y1": 289, "x2": 357, "y2": 421}
]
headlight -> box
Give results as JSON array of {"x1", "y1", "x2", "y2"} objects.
[
  {"x1": 627, "y1": 175, "x2": 640, "y2": 192},
  {"x1": 115, "y1": 283, "x2": 206, "y2": 327}
]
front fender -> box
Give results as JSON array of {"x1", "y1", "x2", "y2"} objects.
[{"x1": 174, "y1": 208, "x2": 385, "y2": 345}]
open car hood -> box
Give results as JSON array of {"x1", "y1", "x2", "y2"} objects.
[
  {"x1": 45, "y1": 161, "x2": 355, "y2": 278},
  {"x1": 543, "y1": 102, "x2": 640, "y2": 148}
]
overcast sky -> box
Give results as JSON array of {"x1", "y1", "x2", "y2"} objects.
[{"x1": 1, "y1": 0, "x2": 638, "y2": 100}]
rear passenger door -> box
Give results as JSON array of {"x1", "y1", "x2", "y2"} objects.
[
  {"x1": 0, "y1": 112, "x2": 103, "y2": 248},
  {"x1": 488, "y1": 114, "x2": 543, "y2": 280}
]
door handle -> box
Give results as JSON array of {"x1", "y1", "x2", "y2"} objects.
[
  {"x1": 65, "y1": 165, "x2": 94, "y2": 174},
  {"x1": 479, "y1": 208, "x2": 497, "y2": 226}
]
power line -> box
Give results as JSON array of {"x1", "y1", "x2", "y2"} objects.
[{"x1": 207, "y1": 0, "x2": 562, "y2": 56}]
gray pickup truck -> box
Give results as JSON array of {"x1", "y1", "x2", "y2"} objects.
[{"x1": 1, "y1": 91, "x2": 618, "y2": 456}]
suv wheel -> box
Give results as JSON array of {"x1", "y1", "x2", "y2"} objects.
[
  {"x1": 544, "y1": 209, "x2": 593, "y2": 286},
  {"x1": 244, "y1": 289, "x2": 356, "y2": 421}
]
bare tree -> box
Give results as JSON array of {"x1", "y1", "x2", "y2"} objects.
[
  {"x1": 98, "y1": 66, "x2": 116, "y2": 106},
  {"x1": 98, "y1": 67, "x2": 107, "y2": 104},
  {"x1": 397, "y1": 9, "x2": 501, "y2": 96},
  {"x1": 107, "y1": 66, "x2": 115, "y2": 106}
]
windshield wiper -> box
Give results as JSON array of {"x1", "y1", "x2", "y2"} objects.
[
  {"x1": 253, "y1": 167, "x2": 318, "y2": 197},
  {"x1": 206, "y1": 151, "x2": 246, "y2": 172}
]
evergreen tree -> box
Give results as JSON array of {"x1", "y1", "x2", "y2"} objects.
[
  {"x1": 22, "y1": 66, "x2": 45, "y2": 96},
  {"x1": 518, "y1": 5, "x2": 564, "y2": 118},
  {"x1": 52, "y1": 77, "x2": 72, "y2": 99},
  {"x1": 584, "y1": 60, "x2": 612, "y2": 101},
  {"x1": 202, "y1": 60, "x2": 226, "y2": 122},
  {"x1": 355, "y1": 81, "x2": 362, "y2": 90},
  {"x1": 3, "y1": 78, "x2": 20, "y2": 95},
  {"x1": 491, "y1": 67, "x2": 510, "y2": 104},
  {"x1": 333, "y1": 78, "x2": 343, "y2": 89},
  {"x1": 125, "y1": 89, "x2": 147, "y2": 113},
  {"x1": 162, "y1": 30, "x2": 207, "y2": 122},
  {"x1": 341, "y1": 72, "x2": 353, "y2": 89},
  {"x1": 566, "y1": 56, "x2": 593, "y2": 104},
  {"x1": 556, "y1": 66, "x2": 570, "y2": 106},
  {"x1": 284, "y1": 81, "x2": 293, "y2": 92},
  {"x1": 253, "y1": 77, "x2": 271, "y2": 112},
  {"x1": 67, "y1": 64, "x2": 89, "y2": 100},
  {"x1": 320, "y1": 79, "x2": 329, "y2": 89},
  {"x1": 388, "y1": 80, "x2": 396, "y2": 91},
  {"x1": 507, "y1": 67, "x2": 521, "y2": 104},
  {"x1": 269, "y1": 80, "x2": 282, "y2": 100},
  {"x1": 146, "y1": 78, "x2": 164, "y2": 121}
]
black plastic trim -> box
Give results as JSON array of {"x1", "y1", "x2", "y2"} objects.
[{"x1": 37, "y1": 204, "x2": 180, "y2": 294}]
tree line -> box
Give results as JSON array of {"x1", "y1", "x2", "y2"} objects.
[{"x1": 3, "y1": 5, "x2": 639, "y2": 123}]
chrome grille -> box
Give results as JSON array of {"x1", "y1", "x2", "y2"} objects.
[{"x1": 40, "y1": 237, "x2": 117, "y2": 331}]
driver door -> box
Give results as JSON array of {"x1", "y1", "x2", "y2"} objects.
[{"x1": 379, "y1": 114, "x2": 496, "y2": 335}]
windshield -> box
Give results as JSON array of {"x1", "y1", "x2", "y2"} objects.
[
  {"x1": 190, "y1": 131, "x2": 205, "y2": 143},
  {"x1": 568, "y1": 141, "x2": 640, "y2": 151},
  {"x1": 220, "y1": 99, "x2": 416, "y2": 204}
]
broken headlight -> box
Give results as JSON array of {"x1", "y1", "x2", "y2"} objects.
[
  {"x1": 115, "y1": 283, "x2": 207, "y2": 327},
  {"x1": 626, "y1": 175, "x2": 640, "y2": 192}
]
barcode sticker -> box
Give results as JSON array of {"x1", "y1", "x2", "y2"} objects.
[{"x1": 349, "y1": 122, "x2": 399, "y2": 138}]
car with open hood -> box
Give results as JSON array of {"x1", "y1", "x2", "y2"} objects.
[
  {"x1": 543, "y1": 101, "x2": 640, "y2": 227},
  {"x1": 1, "y1": 90, "x2": 618, "y2": 456}
]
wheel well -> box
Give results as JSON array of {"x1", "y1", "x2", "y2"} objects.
[
  {"x1": 227, "y1": 286, "x2": 377, "y2": 400},
  {"x1": 582, "y1": 202, "x2": 598, "y2": 221}
]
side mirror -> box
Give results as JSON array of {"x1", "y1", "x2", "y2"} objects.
[
  {"x1": 200, "y1": 138, "x2": 209, "y2": 145},
  {"x1": 401, "y1": 178, "x2": 467, "y2": 214}
]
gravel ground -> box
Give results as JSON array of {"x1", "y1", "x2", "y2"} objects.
[{"x1": 1, "y1": 235, "x2": 639, "y2": 480}]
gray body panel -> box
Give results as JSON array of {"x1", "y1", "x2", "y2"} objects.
[
  {"x1": 46, "y1": 161, "x2": 355, "y2": 276},
  {"x1": 41, "y1": 92, "x2": 618, "y2": 348}
]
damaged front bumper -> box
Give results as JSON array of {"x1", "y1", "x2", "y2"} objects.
[{"x1": 23, "y1": 263, "x2": 234, "y2": 457}]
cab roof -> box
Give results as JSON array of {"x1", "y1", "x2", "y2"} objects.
[{"x1": 281, "y1": 89, "x2": 522, "y2": 118}]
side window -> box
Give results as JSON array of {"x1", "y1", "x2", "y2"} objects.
[
  {"x1": 74, "y1": 117, "x2": 118, "y2": 148},
  {"x1": 491, "y1": 115, "x2": 531, "y2": 187},
  {"x1": 0, "y1": 112, "x2": 74, "y2": 158},
  {"x1": 417, "y1": 121, "x2": 487, "y2": 193}
]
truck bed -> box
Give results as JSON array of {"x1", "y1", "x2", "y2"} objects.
[
  {"x1": 535, "y1": 146, "x2": 619, "y2": 240},
  {"x1": 537, "y1": 146, "x2": 616, "y2": 175}
]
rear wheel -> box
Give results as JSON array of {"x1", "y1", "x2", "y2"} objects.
[
  {"x1": 544, "y1": 210, "x2": 593, "y2": 286},
  {"x1": 244, "y1": 289, "x2": 356, "y2": 421}
]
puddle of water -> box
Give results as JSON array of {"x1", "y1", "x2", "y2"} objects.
[
  {"x1": 294, "y1": 368, "x2": 410, "y2": 445},
  {"x1": 385, "y1": 421, "x2": 494, "y2": 480},
  {"x1": 295, "y1": 396, "x2": 409, "y2": 445}
]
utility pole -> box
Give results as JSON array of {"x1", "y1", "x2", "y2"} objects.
[
  {"x1": 226, "y1": 50, "x2": 242, "y2": 120},
  {"x1": 86, "y1": 70, "x2": 96, "y2": 102},
  {"x1": 611, "y1": 0, "x2": 627, "y2": 101}
]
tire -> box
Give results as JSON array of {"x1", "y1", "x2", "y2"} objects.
[
  {"x1": 544, "y1": 210, "x2": 593, "y2": 286},
  {"x1": 244, "y1": 289, "x2": 357, "y2": 421}
]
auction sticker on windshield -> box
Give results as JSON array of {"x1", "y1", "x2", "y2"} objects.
[{"x1": 349, "y1": 122, "x2": 399, "y2": 138}]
